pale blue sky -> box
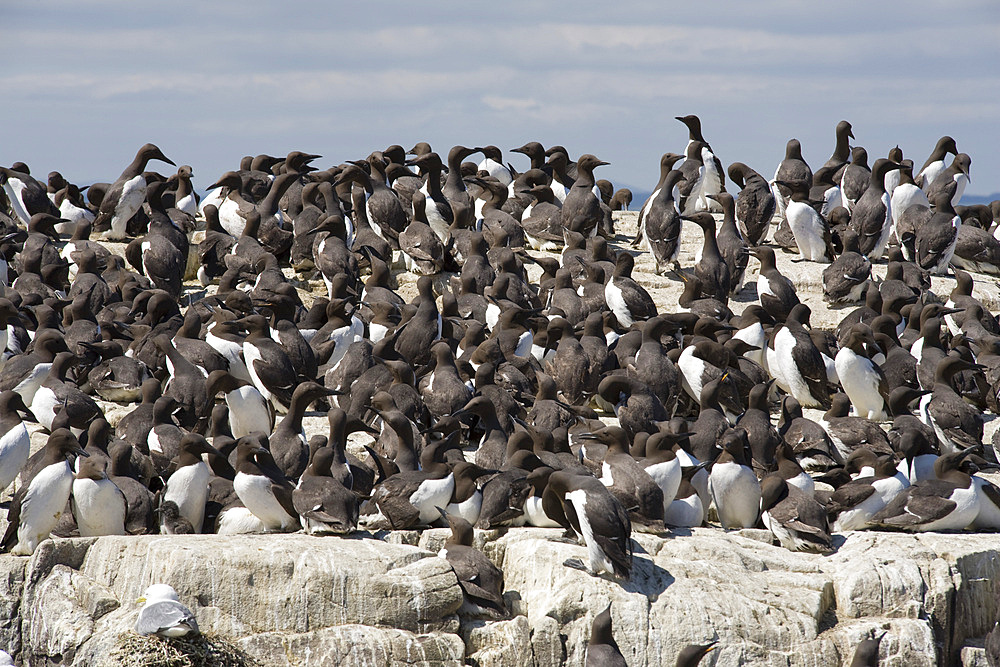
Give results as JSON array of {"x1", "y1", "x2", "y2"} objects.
[{"x1": 3, "y1": 1, "x2": 999, "y2": 199}]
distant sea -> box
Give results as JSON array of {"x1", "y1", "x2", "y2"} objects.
[{"x1": 617, "y1": 188, "x2": 999, "y2": 210}]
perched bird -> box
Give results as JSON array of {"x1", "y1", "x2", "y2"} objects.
[
  {"x1": 135, "y1": 584, "x2": 200, "y2": 638},
  {"x1": 585, "y1": 603, "x2": 627, "y2": 667},
  {"x1": 1, "y1": 429, "x2": 88, "y2": 556},
  {"x1": 544, "y1": 471, "x2": 633, "y2": 579},
  {"x1": 438, "y1": 510, "x2": 508, "y2": 619},
  {"x1": 849, "y1": 631, "x2": 885, "y2": 667},
  {"x1": 71, "y1": 458, "x2": 127, "y2": 537},
  {"x1": 759, "y1": 473, "x2": 833, "y2": 553},
  {"x1": 94, "y1": 143, "x2": 175, "y2": 240}
]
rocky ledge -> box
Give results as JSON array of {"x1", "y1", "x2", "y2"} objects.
[{"x1": 1, "y1": 527, "x2": 998, "y2": 666}]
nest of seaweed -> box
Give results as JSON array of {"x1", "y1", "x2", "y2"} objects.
[{"x1": 107, "y1": 632, "x2": 260, "y2": 667}]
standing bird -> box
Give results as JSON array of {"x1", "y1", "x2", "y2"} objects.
[
  {"x1": 135, "y1": 584, "x2": 200, "y2": 638},
  {"x1": 636, "y1": 163, "x2": 685, "y2": 274},
  {"x1": 335, "y1": 162, "x2": 406, "y2": 248},
  {"x1": 708, "y1": 429, "x2": 760, "y2": 530},
  {"x1": 676, "y1": 114, "x2": 726, "y2": 207},
  {"x1": 767, "y1": 304, "x2": 831, "y2": 409},
  {"x1": 0, "y1": 390, "x2": 31, "y2": 495},
  {"x1": 160, "y1": 434, "x2": 218, "y2": 533},
  {"x1": 821, "y1": 120, "x2": 854, "y2": 174},
  {"x1": 684, "y1": 211, "x2": 731, "y2": 303},
  {"x1": 71, "y1": 458, "x2": 127, "y2": 537},
  {"x1": 605, "y1": 253, "x2": 657, "y2": 327},
  {"x1": 205, "y1": 370, "x2": 274, "y2": 439},
  {"x1": 233, "y1": 438, "x2": 299, "y2": 532},
  {"x1": 1, "y1": 429, "x2": 87, "y2": 556},
  {"x1": 709, "y1": 192, "x2": 749, "y2": 295},
  {"x1": 751, "y1": 247, "x2": 800, "y2": 322},
  {"x1": 94, "y1": 143, "x2": 176, "y2": 240},
  {"x1": 774, "y1": 180, "x2": 833, "y2": 262},
  {"x1": 543, "y1": 471, "x2": 633, "y2": 579},
  {"x1": 728, "y1": 162, "x2": 775, "y2": 246},
  {"x1": 759, "y1": 474, "x2": 833, "y2": 553},
  {"x1": 915, "y1": 136, "x2": 958, "y2": 191},
  {"x1": 238, "y1": 314, "x2": 298, "y2": 413},
  {"x1": 823, "y1": 229, "x2": 871, "y2": 304},
  {"x1": 835, "y1": 324, "x2": 890, "y2": 421},
  {"x1": 839, "y1": 146, "x2": 872, "y2": 211},
  {"x1": 915, "y1": 191, "x2": 962, "y2": 275},
  {"x1": 850, "y1": 159, "x2": 902, "y2": 260},
  {"x1": 561, "y1": 155, "x2": 609, "y2": 238},
  {"x1": 773, "y1": 139, "x2": 813, "y2": 217}
]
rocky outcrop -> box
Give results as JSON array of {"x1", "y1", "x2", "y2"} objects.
[{"x1": 1, "y1": 529, "x2": 999, "y2": 666}]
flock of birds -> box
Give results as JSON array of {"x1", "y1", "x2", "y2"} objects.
[{"x1": 1, "y1": 115, "x2": 1000, "y2": 665}]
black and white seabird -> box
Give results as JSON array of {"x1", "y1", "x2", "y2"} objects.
[
  {"x1": 438, "y1": 510, "x2": 508, "y2": 619},
  {"x1": 268, "y1": 382, "x2": 337, "y2": 480},
  {"x1": 94, "y1": 143, "x2": 175, "y2": 240},
  {"x1": 708, "y1": 429, "x2": 760, "y2": 530},
  {"x1": 822, "y1": 229, "x2": 871, "y2": 303},
  {"x1": 869, "y1": 448, "x2": 981, "y2": 531},
  {"x1": 293, "y1": 445, "x2": 359, "y2": 535},
  {"x1": 915, "y1": 136, "x2": 958, "y2": 191},
  {"x1": 0, "y1": 390, "x2": 31, "y2": 495},
  {"x1": 580, "y1": 426, "x2": 664, "y2": 526},
  {"x1": 839, "y1": 146, "x2": 871, "y2": 211},
  {"x1": 920, "y1": 352, "x2": 984, "y2": 453},
  {"x1": 849, "y1": 158, "x2": 902, "y2": 260},
  {"x1": 637, "y1": 166, "x2": 685, "y2": 274},
  {"x1": 728, "y1": 162, "x2": 775, "y2": 245},
  {"x1": 684, "y1": 211, "x2": 731, "y2": 304},
  {"x1": 914, "y1": 190, "x2": 961, "y2": 275},
  {"x1": 1, "y1": 429, "x2": 87, "y2": 555},
  {"x1": 821, "y1": 120, "x2": 854, "y2": 174},
  {"x1": 665, "y1": 464, "x2": 707, "y2": 528},
  {"x1": 750, "y1": 246, "x2": 800, "y2": 323},
  {"x1": 233, "y1": 437, "x2": 300, "y2": 532},
  {"x1": 237, "y1": 313, "x2": 298, "y2": 413},
  {"x1": 828, "y1": 455, "x2": 909, "y2": 532},
  {"x1": 543, "y1": 470, "x2": 633, "y2": 579},
  {"x1": 362, "y1": 438, "x2": 456, "y2": 529},
  {"x1": 766, "y1": 304, "x2": 831, "y2": 409},
  {"x1": 890, "y1": 161, "x2": 930, "y2": 237},
  {"x1": 819, "y1": 394, "x2": 892, "y2": 462},
  {"x1": 560, "y1": 154, "x2": 608, "y2": 238},
  {"x1": 774, "y1": 180, "x2": 833, "y2": 262},
  {"x1": 709, "y1": 192, "x2": 749, "y2": 294},
  {"x1": 160, "y1": 434, "x2": 219, "y2": 534},
  {"x1": 773, "y1": 139, "x2": 813, "y2": 216},
  {"x1": 205, "y1": 369, "x2": 273, "y2": 439},
  {"x1": 759, "y1": 473, "x2": 833, "y2": 553},
  {"x1": 71, "y1": 457, "x2": 126, "y2": 537},
  {"x1": 605, "y1": 253, "x2": 657, "y2": 327},
  {"x1": 835, "y1": 324, "x2": 890, "y2": 421}
]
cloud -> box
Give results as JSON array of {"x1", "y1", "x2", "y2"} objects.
[{"x1": 1, "y1": 1, "x2": 997, "y2": 193}]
